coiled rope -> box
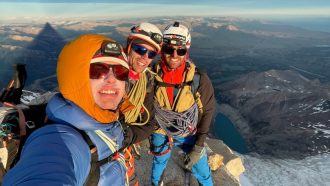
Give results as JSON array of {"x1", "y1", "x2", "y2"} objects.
[
  {"x1": 154, "y1": 102, "x2": 198, "y2": 137},
  {"x1": 124, "y1": 72, "x2": 150, "y2": 126}
]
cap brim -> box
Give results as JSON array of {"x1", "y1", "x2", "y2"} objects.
[{"x1": 90, "y1": 57, "x2": 129, "y2": 69}]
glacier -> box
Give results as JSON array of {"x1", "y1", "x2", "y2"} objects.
[{"x1": 239, "y1": 153, "x2": 330, "y2": 186}]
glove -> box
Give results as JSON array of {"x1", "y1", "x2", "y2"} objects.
[{"x1": 184, "y1": 145, "x2": 204, "y2": 170}]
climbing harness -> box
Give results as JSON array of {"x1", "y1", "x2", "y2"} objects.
[{"x1": 149, "y1": 135, "x2": 173, "y2": 156}]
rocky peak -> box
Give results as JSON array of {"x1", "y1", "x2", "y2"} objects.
[
  {"x1": 221, "y1": 70, "x2": 322, "y2": 100},
  {"x1": 219, "y1": 70, "x2": 330, "y2": 159}
]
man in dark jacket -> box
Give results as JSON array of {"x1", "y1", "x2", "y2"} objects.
[
  {"x1": 121, "y1": 22, "x2": 162, "y2": 186},
  {"x1": 150, "y1": 22, "x2": 215, "y2": 186}
]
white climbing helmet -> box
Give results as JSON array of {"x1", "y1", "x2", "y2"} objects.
[
  {"x1": 128, "y1": 22, "x2": 163, "y2": 53},
  {"x1": 163, "y1": 22, "x2": 191, "y2": 48}
]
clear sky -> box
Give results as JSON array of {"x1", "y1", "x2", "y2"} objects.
[{"x1": 1, "y1": 0, "x2": 330, "y2": 21}]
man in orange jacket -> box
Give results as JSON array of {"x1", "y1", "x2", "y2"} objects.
[{"x1": 3, "y1": 34, "x2": 134, "y2": 185}]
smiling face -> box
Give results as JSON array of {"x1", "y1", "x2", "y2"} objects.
[
  {"x1": 164, "y1": 45, "x2": 187, "y2": 69},
  {"x1": 90, "y1": 62, "x2": 126, "y2": 110},
  {"x1": 128, "y1": 43, "x2": 156, "y2": 73}
]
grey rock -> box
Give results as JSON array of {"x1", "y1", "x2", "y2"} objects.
[{"x1": 135, "y1": 138, "x2": 242, "y2": 186}]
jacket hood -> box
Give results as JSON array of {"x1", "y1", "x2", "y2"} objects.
[{"x1": 57, "y1": 34, "x2": 128, "y2": 123}]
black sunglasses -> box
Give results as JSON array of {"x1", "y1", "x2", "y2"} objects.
[
  {"x1": 163, "y1": 45, "x2": 187, "y2": 56},
  {"x1": 132, "y1": 44, "x2": 158, "y2": 59},
  {"x1": 89, "y1": 62, "x2": 129, "y2": 81}
]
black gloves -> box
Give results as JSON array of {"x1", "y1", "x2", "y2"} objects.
[{"x1": 184, "y1": 145, "x2": 204, "y2": 170}]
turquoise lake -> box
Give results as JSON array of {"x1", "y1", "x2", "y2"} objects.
[{"x1": 213, "y1": 113, "x2": 249, "y2": 154}]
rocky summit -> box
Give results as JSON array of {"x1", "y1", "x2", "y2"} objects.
[{"x1": 135, "y1": 138, "x2": 245, "y2": 186}]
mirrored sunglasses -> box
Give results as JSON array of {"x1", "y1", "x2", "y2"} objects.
[
  {"x1": 89, "y1": 62, "x2": 129, "y2": 81},
  {"x1": 132, "y1": 44, "x2": 158, "y2": 59}
]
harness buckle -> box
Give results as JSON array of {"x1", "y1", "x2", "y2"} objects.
[
  {"x1": 25, "y1": 121, "x2": 35, "y2": 129},
  {"x1": 187, "y1": 124, "x2": 196, "y2": 134},
  {"x1": 112, "y1": 152, "x2": 120, "y2": 161}
]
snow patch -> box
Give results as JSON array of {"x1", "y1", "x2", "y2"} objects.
[{"x1": 20, "y1": 90, "x2": 41, "y2": 105}]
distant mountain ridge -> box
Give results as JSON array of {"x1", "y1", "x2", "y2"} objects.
[{"x1": 1, "y1": 16, "x2": 330, "y2": 88}]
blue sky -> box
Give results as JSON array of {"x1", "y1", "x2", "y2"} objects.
[{"x1": 1, "y1": 0, "x2": 330, "y2": 21}]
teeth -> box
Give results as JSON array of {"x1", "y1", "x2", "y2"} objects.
[{"x1": 100, "y1": 90, "x2": 116, "y2": 94}]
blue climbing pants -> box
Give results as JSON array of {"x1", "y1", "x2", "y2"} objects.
[{"x1": 150, "y1": 133, "x2": 213, "y2": 186}]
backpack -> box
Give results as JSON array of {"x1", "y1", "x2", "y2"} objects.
[
  {"x1": 0, "y1": 94, "x2": 50, "y2": 168},
  {"x1": 0, "y1": 64, "x2": 49, "y2": 168}
]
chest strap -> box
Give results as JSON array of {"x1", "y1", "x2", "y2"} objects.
[{"x1": 84, "y1": 130, "x2": 128, "y2": 186}]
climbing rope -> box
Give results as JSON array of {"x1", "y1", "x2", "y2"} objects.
[
  {"x1": 154, "y1": 102, "x2": 199, "y2": 137},
  {"x1": 124, "y1": 72, "x2": 150, "y2": 126},
  {"x1": 94, "y1": 130, "x2": 118, "y2": 153}
]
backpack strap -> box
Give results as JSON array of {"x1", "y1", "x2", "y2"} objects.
[
  {"x1": 154, "y1": 62, "x2": 193, "y2": 100},
  {"x1": 80, "y1": 128, "x2": 127, "y2": 185},
  {"x1": 192, "y1": 69, "x2": 200, "y2": 95},
  {"x1": 192, "y1": 69, "x2": 204, "y2": 116}
]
